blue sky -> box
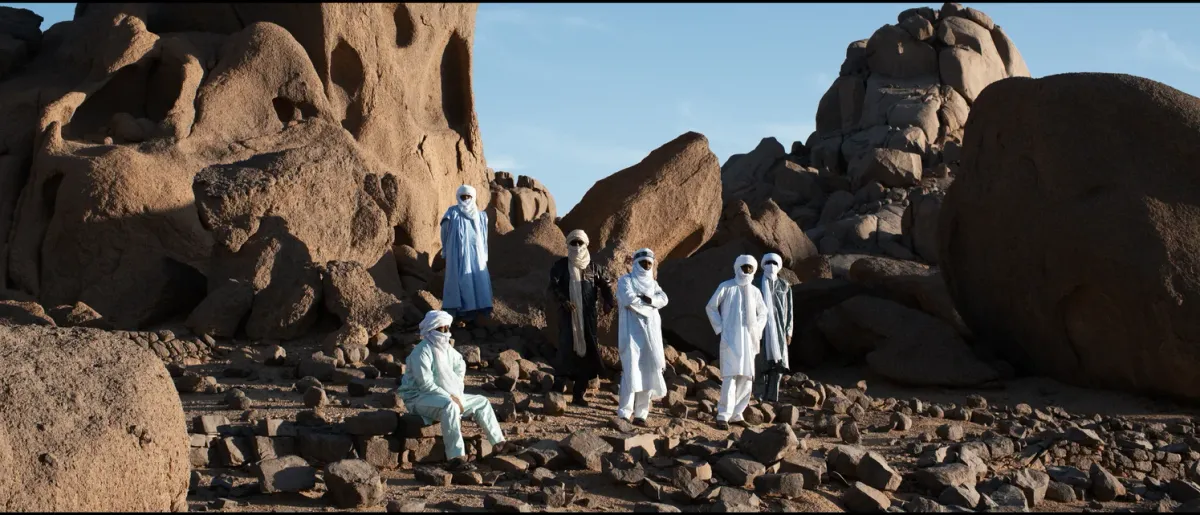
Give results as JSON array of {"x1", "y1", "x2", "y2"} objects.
[{"x1": 8, "y1": 3, "x2": 1200, "y2": 210}]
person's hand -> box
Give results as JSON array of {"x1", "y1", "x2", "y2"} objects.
[
  {"x1": 565, "y1": 301, "x2": 577, "y2": 313},
  {"x1": 452, "y1": 395, "x2": 464, "y2": 413},
  {"x1": 638, "y1": 295, "x2": 653, "y2": 305}
]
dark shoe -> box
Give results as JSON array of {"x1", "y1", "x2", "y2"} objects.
[
  {"x1": 446, "y1": 456, "x2": 476, "y2": 472},
  {"x1": 571, "y1": 397, "x2": 590, "y2": 408},
  {"x1": 715, "y1": 421, "x2": 729, "y2": 431},
  {"x1": 633, "y1": 418, "x2": 648, "y2": 427}
]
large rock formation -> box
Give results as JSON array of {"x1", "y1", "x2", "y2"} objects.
[
  {"x1": 690, "y1": 3, "x2": 1024, "y2": 384},
  {"x1": 0, "y1": 3, "x2": 489, "y2": 333},
  {"x1": 939, "y1": 72, "x2": 1200, "y2": 400},
  {"x1": 560, "y1": 131, "x2": 722, "y2": 268},
  {"x1": 721, "y1": 2, "x2": 1029, "y2": 265},
  {"x1": 0, "y1": 325, "x2": 191, "y2": 511}
]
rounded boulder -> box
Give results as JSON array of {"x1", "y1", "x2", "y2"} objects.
[
  {"x1": 0, "y1": 325, "x2": 190, "y2": 511},
  {"x1": 939, "y1": 72, "x2": 1200, "y2": 400}
]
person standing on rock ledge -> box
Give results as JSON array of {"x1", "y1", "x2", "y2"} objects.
[
  {"x1": 440, "y1": 184, "x2": 493, "y2": 326},
  {"x1": 397, "y1": 310, "x2": 516, "y2": 471},
  {"x1": 548, "y1": 229, "x2": 615, "y2": 407},
  {"x1": 705, "y1": 255, "x2": 768, "y2": 430},
  {"x1": 753, "y1": 253, "x2": 793, "y2": 403},
  {"x1": 615, "y1": 248, "x2": 669, "y2": 426}
]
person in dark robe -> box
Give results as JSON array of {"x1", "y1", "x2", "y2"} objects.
[{"x1": 548, "y1": 229, "x2": 615, "y2": 407}]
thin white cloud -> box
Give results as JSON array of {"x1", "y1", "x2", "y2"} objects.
[
  {"x1": 1137, "y1": 29, "x2": 1200, "y2": 72},
  {"x1": 485, "y1": 155, "x2": 521, "y2": 171}
]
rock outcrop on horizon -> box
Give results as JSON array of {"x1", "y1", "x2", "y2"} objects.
[
  {"x1": 939, "y1": 72, "x2": 1200, "y2": 400},
  {"x1": 0, "y1": 3, "x2": 490, "y2": 337},
  {"x1": 667, "y1": 2, "x2": 1029, "y2": 385},
  {"x1": 721, "y1": 2, "x2": 1029, "y2": 265},
  {"x1": 488, "y1": 171, "x2": 556, "y2": 237}
]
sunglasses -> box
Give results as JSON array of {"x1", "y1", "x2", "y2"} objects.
[
  {"x1": 764, "y1": 261, "x2": 779, "y2": 267},
  {"x1": 436, "y1": 326, "x2": 450, "y2": 333},
  {"x1": 569, "y1": 241, "x2": 585, "y2": 247},
  {"x1": 459, "y1": 195, "x2": 472, "y2": 201}
]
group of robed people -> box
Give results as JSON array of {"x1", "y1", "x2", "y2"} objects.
[{"x1": 395, "y1": 185, "x2": 796, "y2": 470}]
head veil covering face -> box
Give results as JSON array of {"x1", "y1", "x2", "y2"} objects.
[
  {"x1": 631, "y1": 248, "x2": 657, "y2": 295},
  {"x1": 456, "y1": 185, "x2": 479, "y2": 217},
  {"x1": 733, "y1": 255, "x2": 758, "y2": 323},
  {"x1": 419, "y1": 310, "x2": 461, "y2": 394},
  {"x1": 760, "y1": 253, "x2": 784, "y2": 364},
  {"x1": 420, "y1": 310, "x2": 454, "y2": 345},
  {"x1": 734, "y1": 255, "x2": 757, "y2": 286},
  {"x1": 761, "y1": 253, "x2": 782, "y2": 281},
  {"x1": 565, "y1": 230, "x2": 591, "y2": 357}
]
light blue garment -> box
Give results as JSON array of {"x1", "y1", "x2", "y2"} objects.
[
  {"x1": 440, "y1": 205, "x2": 493, "y2": 316},
  {"x1": 405, "y1": 392, "x2": 505, "y2": 460},
  {"x1": 398, "y1": 339, "x2": 505, "y2": 460}
]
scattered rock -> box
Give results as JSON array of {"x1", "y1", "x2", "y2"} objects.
[
  {"x1": 857, "y1": 452, "x2": 902, "y2": 491},
  {"x1": 939, "y1": 484, "x2": 980, "y2": 509},
  {"x1": 936, "y1": 424, "x2": 963, "y2": 442},
  {"x1": 843, "y1": 481, "x2": 891, "y2": 512},
  {"x1": 560, "y1": 430, "x2": 614, "y2": 471},
  {"x1": 715, "y1": 453, "x2": 768, "y2": 488},
  {"x1": 1090, "y1": 463, "x2": 1126, "y2": 502},
  {"x1": 754, "y1": 473, "x2": 806, "y2": 499},
  {"x1": 739, "y1": 423, "x2": 800, "y2": 463},
  {"x1": 1012, "y1": 468, "x2": 1049, "y2": 507},
  {"x1": 484, "y1": 493, "x2": 533, "y2": 513},
  {"x1": 258, "y1": 455, "x2": 317, "y2": 494}
]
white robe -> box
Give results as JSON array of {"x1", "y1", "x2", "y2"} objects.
[
  {"x1": 706, "y1": 278, "x2": 768, "y2": 378},
  {"x1": 616, "y1": 274, "x2": 669, "y2": 399}
]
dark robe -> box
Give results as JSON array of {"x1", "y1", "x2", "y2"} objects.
[{"x1": 548, "y1": 257, "x2": 615, "y2": 382}]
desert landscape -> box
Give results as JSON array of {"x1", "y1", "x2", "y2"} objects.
[{"x1": 2, "y1": 2, "x2": 1200, "y2": 513}]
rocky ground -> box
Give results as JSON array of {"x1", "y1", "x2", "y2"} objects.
[{"x1": 178, "y1": 328, "x2": 1200, "y2": 513}]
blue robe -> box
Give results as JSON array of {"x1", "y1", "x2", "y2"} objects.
[{"x1": 440, "y1": 206, "x2": 493, "y2": 316}]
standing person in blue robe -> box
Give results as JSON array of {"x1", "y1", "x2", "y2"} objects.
[{"x1": 440, "y1": 184, "x2": 493, "y2": 325}]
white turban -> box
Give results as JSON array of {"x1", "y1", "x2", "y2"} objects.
[
  {"x1": 734, "y1": 255, "x2": 758, "y2": 286},
  {"x1": 456, "y1": 184, "x2": 479, "y2": 217},
  {"x1": 631, "y1": 248, "x2": 656, "y2": 295},
  {"x1": 761, "y1": 253, "x2": 782, "y2": 281},
  {"x1": 418, "y1": 310, "x2": 461, "y2": 397},
  {"x1": 420, "y1": 310, "x2": 454, "y2": 340}
]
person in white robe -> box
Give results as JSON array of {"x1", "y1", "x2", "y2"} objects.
[
  {"x1": 752, "y1": 252, "x2": 794, "y2": 403},
  {"x1": 440, "y1": 185, "x2": 493, "y2": 323},
  {"x1": 705, "y1": 254, "x2": 768, "y2": 430},
  {"x1": 615, "y1": 248, "x2": 669, "y2": 425},
  {"x1": 397, "y1": 310, "x2": 515, "y2": 471}
]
